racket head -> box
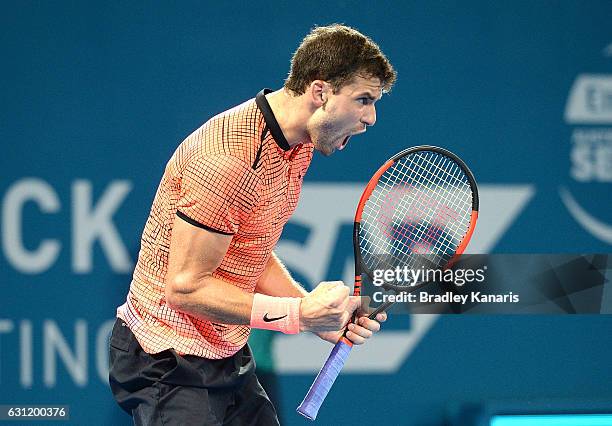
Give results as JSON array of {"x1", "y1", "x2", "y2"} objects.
[
  {"x1": 353, "y1": 145, "x2": 479, "y2": 289},
  {"x1": 297, "y1": 146, "x2": 479, "y2": 421}
]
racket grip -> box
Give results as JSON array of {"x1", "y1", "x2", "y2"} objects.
[{"x1": 296, "y1": 339, "x2": 353, "y2": 420}]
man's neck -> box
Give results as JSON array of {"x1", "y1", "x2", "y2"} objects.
[{"x1": 265, "y1": 89, "x2": 312, "y2": 147}]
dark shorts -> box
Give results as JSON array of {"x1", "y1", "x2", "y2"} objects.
[{"x1": 108, "y1": 319, "x2": 279, "y2": 426}]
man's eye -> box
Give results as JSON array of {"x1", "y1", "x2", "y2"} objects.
[{"x1": 358, "y1": 98, "x2": 371, "y2": 105}]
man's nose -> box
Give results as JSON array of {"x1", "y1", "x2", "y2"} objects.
[{"x1": 361, "y1": 105, "x2": 376, "y2": 127}]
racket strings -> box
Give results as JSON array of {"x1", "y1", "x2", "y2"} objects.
[
  {"x1": 359, "y1": 151, "x2": 473, "y2": 275},
  {"x1": 385, "y1": 152, "x2": 471, "y2": 230},
  {"x1": 374, "y1": 155, "x2": 470, "y2": 259},
  {"x1": 397, "y1": 153, "x2": 471, "y2": 245},
  {"x1": 368, "y1": 154, "x2": 470, "y2": 264}
]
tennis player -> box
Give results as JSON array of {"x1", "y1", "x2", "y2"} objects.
[{"x1": 109, "y1": 24, "x2": 396, "y2": 425}]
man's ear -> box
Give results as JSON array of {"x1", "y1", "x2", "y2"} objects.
[{"x1": 308, "y1": 80, "x2": 329, "y2": 107}]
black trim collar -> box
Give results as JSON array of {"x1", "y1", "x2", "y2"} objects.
[{"x1": 255, "y1": 89, "x2": 291, "y2": 151}]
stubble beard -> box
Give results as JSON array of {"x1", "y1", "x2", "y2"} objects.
[{"x1": 313, "y1": 117, "x2": 341, "y2": 156}]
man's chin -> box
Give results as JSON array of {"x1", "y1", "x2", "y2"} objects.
[{"x1": 314, "y1": 141, "x2": 336, "y2": 156}]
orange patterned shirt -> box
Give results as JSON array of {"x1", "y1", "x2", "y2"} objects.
[{"x1": 117, "y1": 90, "x2": 314, "y2": 359}]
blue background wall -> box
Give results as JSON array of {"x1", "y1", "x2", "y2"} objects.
[{"x1": 1, "y1": 2, "x2": 611, "y2": 425}]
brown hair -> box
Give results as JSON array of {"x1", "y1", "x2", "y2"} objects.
[{"x1": 285, "y1": 24, "x2": 396, "y2": 95}]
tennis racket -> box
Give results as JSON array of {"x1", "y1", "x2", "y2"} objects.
[{"x1": 296, "y1": 145, "x2": 479, "y2": 420}]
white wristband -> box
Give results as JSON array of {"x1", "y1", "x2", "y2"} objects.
[{"x1": 250, "y1": 293, "x2": 301, "y2": 334}]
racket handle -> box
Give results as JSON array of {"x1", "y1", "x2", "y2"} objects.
[{"x1": 296, "y1": 338, "x2": 353, "y2": 420}]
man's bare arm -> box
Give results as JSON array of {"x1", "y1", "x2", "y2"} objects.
[
  {"x1": 165, "y1": 217, "x2": 254, "y2": 324},
  {"x1": 165, "y1": 217, "x2": 353, "y2": 331}
]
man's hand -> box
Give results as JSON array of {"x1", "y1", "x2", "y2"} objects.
[
  {"x1": 299, "y1": 281, "x2": 361, "y2": 332},
  {"x1": 316, "y1": 297, "x2": 387, "y2": 345}
]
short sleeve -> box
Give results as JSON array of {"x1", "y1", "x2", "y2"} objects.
[{"x1": 176, "y1": 155, "x2": 260, "y2": 234}]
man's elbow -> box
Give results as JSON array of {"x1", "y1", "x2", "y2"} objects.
[{"x1": 165, "y1": 272, "x2": 206, "y2": 311}]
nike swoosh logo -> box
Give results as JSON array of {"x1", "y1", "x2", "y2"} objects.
[{"x1": 263, "y1": 313, "x2": 287, "y2": 322}]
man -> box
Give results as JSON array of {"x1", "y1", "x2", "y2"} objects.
[{"x1": 109, "y1": 24, "x2": 396, "y2": 425}]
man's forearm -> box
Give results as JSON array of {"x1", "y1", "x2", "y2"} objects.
[
  {"x1": 166, "y1": 270, "x2": 304, "y2": 334},
  {"x1": 166, "y1": 273, "x2": 255, "y2": 324},
  {"x1": 255, "y1": 252, "x2": 308, "y2": 298},
  {"x1": 166, "y1": 252, "x2": 307, "y2": 326}
]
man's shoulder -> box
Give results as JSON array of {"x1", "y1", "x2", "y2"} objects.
[{"x1": 182, "y1": 97, "x2": 263, "y2": 164}]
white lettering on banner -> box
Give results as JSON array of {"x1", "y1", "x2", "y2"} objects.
[
  {"x1": 20, "y1": 321, "x2": 32, "y2": 388},
  {"x1": 570, "y1": 129, "x2": 612, "y2": 182},
  {"x1": 0, "y1": 319, "x2": 114, "y2": 388},
  {"x1": 565, "y1": 74, "x2": 612, "y2": 124},
  {"x1": 72, "y1": 180, "x2": 133, "y2": 273},
  {"x1": 1, "y1": 179, "x2": 133, "y2": 274},
  {"x1": 2, "y1": 179, "x2": 61, "y2": 273},
  {"x1": 43, "y1": 320, "x2": 87, "y2": 387}
]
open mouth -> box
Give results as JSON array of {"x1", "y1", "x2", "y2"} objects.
[{"x1": 338, "y1": 135, "x2": 351, "y2": 151}]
